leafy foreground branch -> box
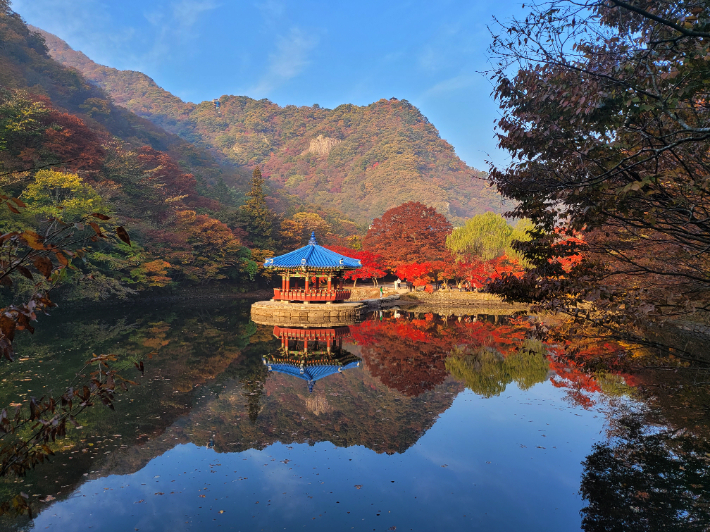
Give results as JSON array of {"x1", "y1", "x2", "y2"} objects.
[
  {"x1": 0, "y1": 201, "x2": 130, "y2": 361},
  {"x1": 0, "y1": 354, "x2": 141, "y2": 518},
  {"x1": 0, "y1": 194, "x2": 135, "y2": 517},
  {"x1": 487, "y1": 0, "x2": 710, "y2": 329}
]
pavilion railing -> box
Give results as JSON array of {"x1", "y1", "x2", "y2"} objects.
[{"x1": 273, "y1": 288, "x2": 351, "y2": 302}]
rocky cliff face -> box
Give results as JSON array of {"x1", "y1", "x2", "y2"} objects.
[{"x1": 302, "y1": 134, "x2": 342, "y2": 156}]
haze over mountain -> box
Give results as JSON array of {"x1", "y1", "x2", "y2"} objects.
[{"x1": 36, "y1": 28, "x2": 505, "y2": 224}]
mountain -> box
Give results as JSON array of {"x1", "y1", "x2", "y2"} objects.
[
  {"x1": 1, "y1": 20, "x2": 247, "y2": 192},
  {"x1": 0, "y1": 6, "x2": 266, "y2": 299},
  {"x1": 36, "y1": 28, "x2": 505, "y2": 224}
]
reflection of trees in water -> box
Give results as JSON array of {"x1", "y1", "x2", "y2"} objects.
[
  {"x1": 355, "y1": 323, "x2": 449, "y2": 397},
  {"x1": 350, "y1": 315, "x2": 535, "y2": 397},
  {"x1": 229, "y1": 347, "x2": 268, "y2": 424},
  {"x1": 304, "y1": 394, "x2": 332, "y2": 416},
  {"x1": 580, "y1": 414, "x2": 710, "y2": 532},
  {"x1": 445, "y1": 339, "x2": 549, "y2": 397}
]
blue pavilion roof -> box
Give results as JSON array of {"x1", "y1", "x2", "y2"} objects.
[
  {"x1": 264, "y1": 360, "x2": 361, "y2": 392},
  {"x1": 264, "y1": 232, "x2": 361, "y2": 269}
]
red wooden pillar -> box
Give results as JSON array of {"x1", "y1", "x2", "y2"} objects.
[
  {"x1": 304, "y1": 275, "x2": 309, "y2": 293},
  {"x1": 327, "y1": 275, "x2": 332, "y2": 291},
  {"x1": 281, "y1": 275, "x2": 286, "y2": 291},
  {"x1": 286, "y1": 275, "x2": 290, "y2": 291}
]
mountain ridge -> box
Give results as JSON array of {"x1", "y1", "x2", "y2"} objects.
[{"x1": 35, "y1": 27, "x2": 505, "y2": 224}]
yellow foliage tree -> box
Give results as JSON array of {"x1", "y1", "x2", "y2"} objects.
[{"x1": 22, "y1": 169, "x2": 105, "y2": 221}]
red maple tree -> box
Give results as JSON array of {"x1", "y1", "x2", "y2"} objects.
[
  {"x1": 363, "y1": 202, "x2": 452, "y2": 266},
  {"x1": 326, "y1": 246, "x2": 387, "y2": 286}
]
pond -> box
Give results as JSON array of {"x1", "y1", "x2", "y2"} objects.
[{"x1": 0, "y1": 299, "x2": 708, "y2": 531}]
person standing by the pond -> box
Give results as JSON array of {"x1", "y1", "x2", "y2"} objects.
[{"x1": 380, "y1": 286, "x2": 383, "y2": 298}]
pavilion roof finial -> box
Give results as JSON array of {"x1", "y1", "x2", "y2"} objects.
[{"x1": 308, "y1": 231, "x2": 317, "y2": 246}]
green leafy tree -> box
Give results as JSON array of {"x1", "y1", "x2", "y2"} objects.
[
  {"x1": 447, "y1": 212, "x2": 512, "y2": 261},
  {"x1": 446, "y1": 213, "x2": 532, "y2": 265}
]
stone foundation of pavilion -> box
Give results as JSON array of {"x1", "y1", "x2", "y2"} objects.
[{"x1": 251, "y1": 300, "x2": 364, "y2": 327}]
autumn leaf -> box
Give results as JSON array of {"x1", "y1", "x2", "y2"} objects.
[
  {"x1": 89, "y1": 213, "x2": 111, "y2": 220},
  {"x1": 21, "y1": 231, "x2": 45, "y2": 250},
  {"x1": 17, "y1": 266, "x2": 33, "y2": 280},
  {"x1": 54, "y1": 253, "x2": 68, "y2": 267},
  {"x1": 33, "y1": 256, "x2": 53, "y2": 279},
  {"x1": 0, "y1": 316, "x2": 16, "y2": 341},
  {"x1": 88, "y1": 222, "x2": 104, "y2": 237},
  {"x1": 115, "y1": 226, "x2": 131, "y2": 246}
]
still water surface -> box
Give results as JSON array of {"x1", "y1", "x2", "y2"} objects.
[{"x1": 0, "y1": 299, "x2": 705, "y2": 531}]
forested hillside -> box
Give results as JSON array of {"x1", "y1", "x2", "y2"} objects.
[
  {"x1": 0, "y1": 5, "x2": 266, "y2": 305},
  {"x1": 3, "y1": 24, "x2": 249, "y2": 194},
  {"x1": 37, "y1": 29, "x2": 504, "y2": 224}
]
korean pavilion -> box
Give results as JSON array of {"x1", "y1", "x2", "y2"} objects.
[{"x1": 263, "y1": 232, "x2": 361, "y2": 303}]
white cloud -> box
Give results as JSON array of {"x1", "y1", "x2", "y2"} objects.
[
  {"x1": 140, "y1": 0, "x2": 220, "y2": 69},
  {"x1": 255, "y1": 0, "x2": 285, "y2": 20},
  {"x1": 247, "y1": 27, "x2": 318, "y2": 97},
  {"x1": 421, "y1": 74, "x2": 477, "y2": 99}
]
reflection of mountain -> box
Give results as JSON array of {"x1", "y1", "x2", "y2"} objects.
[
  {"x1": 2, "y1": 306, "x2": 558, "y2": 524},
  {"x1": 0, "y1": 305, "x2": 465, "y2": 514}
]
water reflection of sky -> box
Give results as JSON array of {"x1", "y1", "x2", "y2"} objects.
[{"x1": 30, "y1": 379, "x2": 607, "y2": 531}]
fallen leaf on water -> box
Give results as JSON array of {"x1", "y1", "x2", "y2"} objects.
[
  {"x1": 354, "y1": 485, "x2": 362, "y2": 489},
  {"x1": 219, "y1": 510, "x2": 225, "y2": 514}
]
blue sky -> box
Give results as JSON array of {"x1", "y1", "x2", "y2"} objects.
[{"x1": 11, "y1": 0, "x2": 526, "y2": 171}]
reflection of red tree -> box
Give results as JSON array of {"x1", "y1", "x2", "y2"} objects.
[
  {"x1": 349, "y1": 316, "x2": 533, "y2": 396},
  {"x1": 351, "y1": 320, "x2": 450, "y2": 397},
  {"x1": 546, "y1": 341, "x2": 633, "y2": 408}
]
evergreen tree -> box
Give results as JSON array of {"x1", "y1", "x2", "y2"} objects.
[
  {"x1": 212, "y1": 177, "x2": 238, "y2": 207},
  {"x1": 238, "y1": 167, "x2": 275, "y2": 249}
]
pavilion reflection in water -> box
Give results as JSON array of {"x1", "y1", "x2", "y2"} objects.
[{"x1": 263, "y1": 325, "x2": 360, "y2": 393}]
